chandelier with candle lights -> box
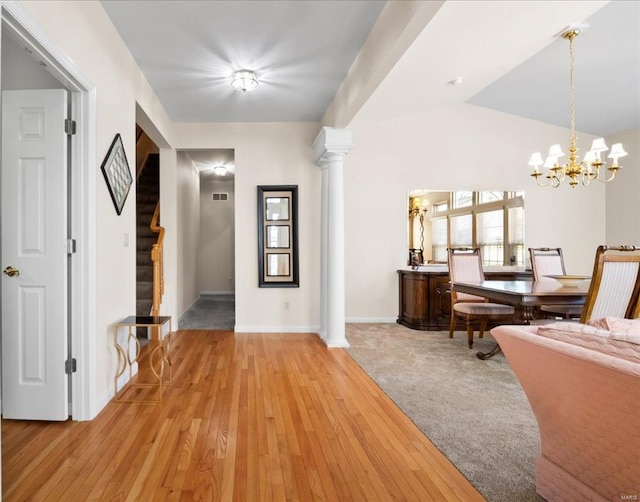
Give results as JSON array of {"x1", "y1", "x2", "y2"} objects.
[{"x1": 528, "y1": 29, "x2": 627, "y2": 188}]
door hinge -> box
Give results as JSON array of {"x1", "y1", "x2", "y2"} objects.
[
  {"x1": 64, "y1": 119, "x2": 76, "y2": 135},
  {"x1": 66, "y1": 238, "x2": 76, "y2": 254},
  {"x1": 65, "y1": 358, "x2": 77, "y2": 374}
]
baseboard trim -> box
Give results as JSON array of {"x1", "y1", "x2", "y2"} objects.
[
  {"x1": 200, "y1": 290, "x2": 235, "y2": 296},
  {"x1": 346, "y1": 317, "x2": 397, "y2": 323},
  {"x1": 177, "y1": 296, "x2": 201, "y2": 328},
  {"x1": 234, "y1": 325, "x2": 321, "y2": 334}
]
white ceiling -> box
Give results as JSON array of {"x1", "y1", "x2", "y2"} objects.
[
  {"x1": 186, "y1": 149, "x2": 234, "y2": 181},
  {"x1": 101, "y1": 0, "x2": 640, "y2": 174},
  {"x1": 101, "y1": 0, "x2": 385, "y2": 122},
  {"x1": 468, "y1": 0, "x2": 640, "y2": 137}
]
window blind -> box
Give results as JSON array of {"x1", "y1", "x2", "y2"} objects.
[
  {"x1": 477, "y1": 210, "x2": 503, "y2": 266},
  {"x1": 450, "y1": 214, "x2": 472, "y2": 247},
  {"x1": 432, "y1": 218, "x2": 448, "y2": 262},
  {"x1": 508, "y1": 206, "x2": 525, "y2": 266}
]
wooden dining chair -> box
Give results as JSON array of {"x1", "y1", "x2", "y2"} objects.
[
  {"x1": 581, "y1": 245, "x2": 640, "y2": 323},
  {"x1": 448, "y1": 247, "x2": 515, "y2": 348},
  {"x1": 528, "y1": 247, "x2": 582, "y2": 319}
]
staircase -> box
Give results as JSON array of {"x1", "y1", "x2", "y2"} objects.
[{"x1": 136, "y1": 153, "x2": 160, "y2": 320}]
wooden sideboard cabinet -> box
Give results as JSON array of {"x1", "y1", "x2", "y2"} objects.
[{"x1": 397, "y1": 268, "x2": 532, "y2": 330}]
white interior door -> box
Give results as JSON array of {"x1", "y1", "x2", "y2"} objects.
[{"x1": 1, "y1": 89, "x2": 69, "y2": 420}]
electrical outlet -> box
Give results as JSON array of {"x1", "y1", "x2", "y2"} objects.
[{"x1": 284, "y1": 301, "x2": 289, "y2": 311}]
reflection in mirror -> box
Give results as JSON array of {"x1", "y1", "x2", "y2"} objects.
[
  {"x1": 267, "y1": 225, "x2": 290, "y2": 248},
  {"x1": 408, "y1": 190, "x2": 525, "y2": 267},
  {"x1": 267, "y1": 253, "x2": 290, "y2": 276},
  {"x1": 266, "y1": 197, "x2": 290, "y2": 220}
]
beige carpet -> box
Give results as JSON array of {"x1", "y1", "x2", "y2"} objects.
[{"x1": 345, "y1": 323, "x2": 545, "y2": 502}]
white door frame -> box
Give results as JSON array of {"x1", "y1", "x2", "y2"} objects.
[{"x1": 1, "y1": 1, "x2": 97, "y2": 421}]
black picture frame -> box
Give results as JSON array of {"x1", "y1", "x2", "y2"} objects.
[
  {"x1": 257, "y1": 185, "x2": 299, "y2": 287},
  {"x1": 100, "y1": 133, "x2": 132, "y2": 215}
]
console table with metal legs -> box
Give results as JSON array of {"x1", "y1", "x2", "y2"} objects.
[{"x1": 114, "y1": 315, "x2": 173, "y2": 403}]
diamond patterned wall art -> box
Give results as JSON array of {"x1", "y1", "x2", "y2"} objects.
[{"x1": 101, "y1": 133, "x2": 132, "y2": 215}]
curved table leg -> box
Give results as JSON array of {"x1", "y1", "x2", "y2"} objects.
[
  {"x1": 476, "y1": 344, "x2": 502, "y2": 360},
  {"x1": 477, "y1": 305, "x2": 535, "y2": 360}
]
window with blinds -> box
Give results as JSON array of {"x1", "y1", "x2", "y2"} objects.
[
  {"x1": 450, "y1": 214, "x2": 472, "y2": 247},
  {"x1": 508, "y1": 206, "x2": 525, "y2": 266},
  {"x1": 477, "y1": 210, "x2": 504, "y2": 266},
  {"x1": 432, "y1": 218, "x2": 448, "y2": 262},
  {"x1": 428, "y1": 191, "x2": 525, "y2": 266}
]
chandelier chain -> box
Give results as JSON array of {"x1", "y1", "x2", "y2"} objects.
[{"x1": 568, "y1": 34, "x2": 576, "y2": 147}]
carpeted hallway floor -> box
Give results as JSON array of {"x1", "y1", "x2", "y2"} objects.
[{"x1": 178, "y1": 294, "x2": 235, "y2": 330}]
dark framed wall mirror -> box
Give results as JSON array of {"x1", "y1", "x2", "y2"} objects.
[{"x1": 257, "y1": 185, "x2": 299, "y2": 287}]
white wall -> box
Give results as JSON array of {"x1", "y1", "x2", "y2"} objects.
[
  {"x1": 172, "y1": 123, "x2": 322, "y2": 332},
  {"x1": 176, "y1": 151, "x2": 200, "y2": 315},
  {"x1": 606, "y1": 127, "x2": 640, "y2": 244},
  {"x1": 1, "y1": 31, "x2": 62, "y2": 89},
  {"x1": 344, "y1": 103, "x2": 606, "y2": 321},
  {"x1": 18, "y1": 0, "x2": 175, "y2": 413},
  {"x1": 199, "y1": 178, "x2": 235, "y2": 295}
]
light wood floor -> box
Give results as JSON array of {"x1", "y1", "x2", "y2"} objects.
[{"x1": 2, "y1": 331, "x2": 485, "y2": 501}]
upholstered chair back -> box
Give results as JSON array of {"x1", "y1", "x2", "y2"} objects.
[
  {"x1": 581, "y1": 245, "x2": 640, "y2": 323},
  {"x1": 529, "y1": 248, "x2": 567, "y2": 281},
  {"x1": 448, "y1": 248, "x2": 485, "y2": 302},
  {"x1": 447, "y1": 246, "x2": 515, "y2": 348}
]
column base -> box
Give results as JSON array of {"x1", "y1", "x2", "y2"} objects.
[{"x1": 324, "y1": 338, "x2": 350, "y2": 348}]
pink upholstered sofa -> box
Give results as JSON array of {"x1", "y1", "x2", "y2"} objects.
[{"x1": 492, "y1": 323, "x2": 640, "y2": 502}]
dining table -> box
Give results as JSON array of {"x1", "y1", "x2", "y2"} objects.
[{"x1": 451, "y1": 279, "x2": 590, "y2": 359}]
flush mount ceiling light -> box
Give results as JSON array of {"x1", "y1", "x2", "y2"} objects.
[
  {"x1": 231, "y1": 70, "x2": 259, "y2": 92},
  {"x1": 212, "y1": 165, "x2": 227, "y2": 176}
]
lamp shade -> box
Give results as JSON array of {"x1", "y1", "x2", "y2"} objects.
[
  {"x1": 590, "y1": 137, "x2": 609, "y2": 153},
  {"x1": 608, "y1": 143, "x2": 628, "y2": 159},
  {"x1": 528, "y1": 152, "x2": 544, "y2": 168},
  {"x1": 231, "y1": 70, "x2": 258, "y2": 92},
  {"x1": 547, "y1": 144, "x2": 565, "y2": 158},
  {"x1": 543, "y1": 155, "x2": 558, "y2": 168}
]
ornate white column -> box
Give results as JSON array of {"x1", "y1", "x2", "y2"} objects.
[{"x1": 313, "y1": 127, "x2": 353, "y2": 347}]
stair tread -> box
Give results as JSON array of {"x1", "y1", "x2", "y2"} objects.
[{"x1": 137, "y1": 158, "x2": 160, "y2": 314}]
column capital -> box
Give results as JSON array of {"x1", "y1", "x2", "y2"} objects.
[{"x1": 313, "y1": 127, "x2": 353, "y2": 165}]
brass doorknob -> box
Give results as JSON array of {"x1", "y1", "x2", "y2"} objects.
[{"x1": 3, "y1": 266, "x2": 20, "y2": 277}]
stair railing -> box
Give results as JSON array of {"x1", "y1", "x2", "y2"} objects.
[{"x1": 150, "y1": 202, "x2": 165, "y2": 318}]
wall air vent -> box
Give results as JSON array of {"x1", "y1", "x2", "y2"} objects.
[{"x1": 212, "y1": 192, "x2": 229, "y2": 201}]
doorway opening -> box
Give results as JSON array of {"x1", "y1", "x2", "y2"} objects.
[
  {"x1": 135, "y1": 125, "x2": 160, "y2": 340},
  {"x1": 178, "y1": 150, "x2": 236, "y2": 330},
  {"x1": 1, "y1": 2, "x2": 97, "y2": 421}
]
